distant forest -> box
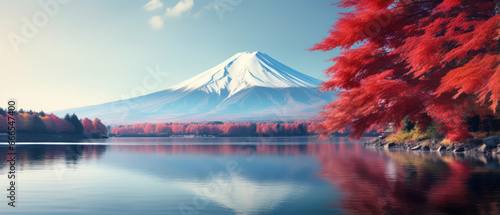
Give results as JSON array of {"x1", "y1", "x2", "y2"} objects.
[
  {"x1": 0, "y1": 108, "x2": 107, "y2": 137},
  {"x1": 111, "y1": 121, "x2": 373, "y2": 137}
]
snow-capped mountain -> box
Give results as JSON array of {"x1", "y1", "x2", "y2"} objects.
[
  {"x1": 54, "y1": 51, "x2": 335, "y2": 124},
  {"x1": 170, "y1": 51, "x2": 321, "y2": 96}
]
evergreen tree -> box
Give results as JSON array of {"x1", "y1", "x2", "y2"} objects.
[
  {"x1": 248, "y1": 123, "x2": 258, "y2": 136},
  {"x1": 0, "y1": 108, "x2": 6, "y2": 116},
  {"x1": 402, "y1": 116, "x2": 415, "y2": 132},
  {"x1": 32, "y1": 115, "x2": 47, "y2": 133},
  {"x1": 64, "y1": 114, "x2": 71, "y2": 121},
  {"x1": 69, "y1": 114, "x2": 84, "y2": 134}
]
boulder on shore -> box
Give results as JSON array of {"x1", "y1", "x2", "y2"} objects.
[
  {"x1": 411, "y1": 145, "x2": 422, "y2": 150},
  {"x1": 437, "y1": 146, "x2": 446, "y2": 152},
  {"x1": 484, "y1": 136, "x2": 500, "y2": 146},
  {"x1": 384, "y1": 143, "x2": 396, "y2": 150},
  {"x1": 478, "y1": 144, "x2": 494, "y2": 153}
]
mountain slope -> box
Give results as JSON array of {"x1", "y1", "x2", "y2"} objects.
[
  {"x1": 170, "y1": 51, "x2": 321, "y2": 96},
  {"x1": 54, "y1": 51, "x2": 335, "y2": 124}
]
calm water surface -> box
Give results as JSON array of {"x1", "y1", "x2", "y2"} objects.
[{"x1": 1, "y1": 137, "x2": 500, "y2": 215}]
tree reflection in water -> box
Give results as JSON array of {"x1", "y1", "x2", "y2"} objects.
[
  {"x1": 315, "y1": 142, "x2": 500, "y2": 215},
  {"x1": 1, "y1": 138, "x2": 499, "y2": 214},
  {"x1": 109, "y1": 139, "x2": 500, "y2": 214}
]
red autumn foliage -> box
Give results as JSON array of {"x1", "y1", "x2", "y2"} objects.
[
  {"x1": 16, "y1": 113, "x2": 34, "y2": 131},
  {"x1": 311, "y1": 0, "x2": 499, "y2": 141},
  {"x1": 82, "y1": 118, "x2": 94, "y2": 134},
  {"x1": 155, "y1": 123, "x2": 172, "y2": 134},
  {"x1": 144, "y1": 123, "x2": 156, "y2": 134},
  {"x1": 43, "y1": 114, "x2": 75, "y2": 133},
  {"x1": 17, "y1": 113, "x2": 75, "y2": 133},
  {"x1": 172, "y1": 124, "x2": 185, "y2": 134},
  {"x1": 111, "y1": 121, "x2": 321, "y2": 136},
  {"x1": 256, "y1": 123, "x2": 278, "y2": 135},
  {"x1": 0, "y1": 110, "x2": 107, "y2": 136},
  {"x1": 92, "y1": 118, "x2": 107, "y2": 136}
]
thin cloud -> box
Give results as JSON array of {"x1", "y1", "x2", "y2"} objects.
[
  {"x1": 165, "y1": 0, "x2": 194, "y2": 17},
  {"x1": 144, "y1": 0, "x2": 163, "y2": 11},
  {"x1": 144, "y1": 0, "x2": 201, "y2": 29},
  {"x1": 149, "y1": 16, "x2": 164, "y2": 29},
  {"x1": 192, "y1": 10, "x2": 204, "y2": 19}
]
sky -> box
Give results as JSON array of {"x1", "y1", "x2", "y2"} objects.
[{"x1": 0, "y1": 0, "x2": 345, "y2": 112}]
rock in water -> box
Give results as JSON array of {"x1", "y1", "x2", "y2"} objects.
[
  {"x1": 484, "y1": 136, "x2": 500, "y2": 146},
  {"x1": 411, "y1": 145, "x2": 422, "y2": 151},
  {"x1": 478, "y1": 144, "x2": 494, "y2": 153},
  {"x1": 437, "y1": 146, "x2": 446, "y2": 152},
  {"x1": 384, "y1": 143, "x2": 396, "y2": 150},
  {"x1": 454, "y1": 147, "x2": 465, "y2": 153},
  {"x1": 421, "y1": 146, "x2": 430, "y2": 151}
]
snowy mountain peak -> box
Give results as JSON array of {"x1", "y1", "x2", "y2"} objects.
[
  {"x1": 170, "y1": 51, "x2": 322, "y2": 96},
  {"x1": 55, "y1": 51, "x2": 335, "y2": 124}
]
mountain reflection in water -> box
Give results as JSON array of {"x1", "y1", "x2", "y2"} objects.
[{"x1": 1, "y1": 138, "x2": 499, "y2": 214}]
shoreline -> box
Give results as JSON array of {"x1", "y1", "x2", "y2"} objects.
[
  {"x1": 3, "y1": 133, "x2": 108, "y2": 142},
  {"x1": 364, "y1": 136, "x2": 500, "y2": 156}
]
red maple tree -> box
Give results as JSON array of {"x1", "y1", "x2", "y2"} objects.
[
  {"x1": 92, "y1": 118, "x2": 107, "y2": 135},
  {"x1": 311, "y1": 0, "x2": 499, "y2": 141},
  {"x1": 82, "y1": 118, "x2": 95, "y2": 134}
]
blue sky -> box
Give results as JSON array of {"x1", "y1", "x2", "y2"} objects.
[{"x1": 0, "y1": 0, "x2": 345, "y2": 111}]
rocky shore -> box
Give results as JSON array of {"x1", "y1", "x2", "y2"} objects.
[{"x1": 364, "y1": 136, "x2": 500, "y2": 155}]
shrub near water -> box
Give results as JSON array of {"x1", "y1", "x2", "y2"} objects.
[{"x1": 386, "y1": 124, "x2": 441, "y2": 144}]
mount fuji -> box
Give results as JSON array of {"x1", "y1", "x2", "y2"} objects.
[{"x1": 55, "y1": 51, "x2": 335, "y2": 125}]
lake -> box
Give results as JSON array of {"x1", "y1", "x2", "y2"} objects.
[{"x1": 1, "y1": 137, "x2": 500, "y2": 214}]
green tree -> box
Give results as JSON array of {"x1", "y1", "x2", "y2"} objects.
[
  {"x1": 402, "y1": 116, "x2": 415, "y2": 132},
  {"x1": 64, "y1": 114, "x2": 71, "y2": 121},
  {"x1": 69, "y1": 114, "x2": 84, "y2": 134},
  {"x1": 32, "y1": 115, "x2": 47, "y2": 133}
]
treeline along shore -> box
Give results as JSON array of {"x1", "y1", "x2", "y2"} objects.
[
  {"x1": 111, "y1": 121, "x2": 321, "y2": 137},
  {"x1": 110, "y1": 121, "x2": 381, "y2": 137},
  {"x1": 0, "y1": 108, "x2": 108, "y2": 142}
]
